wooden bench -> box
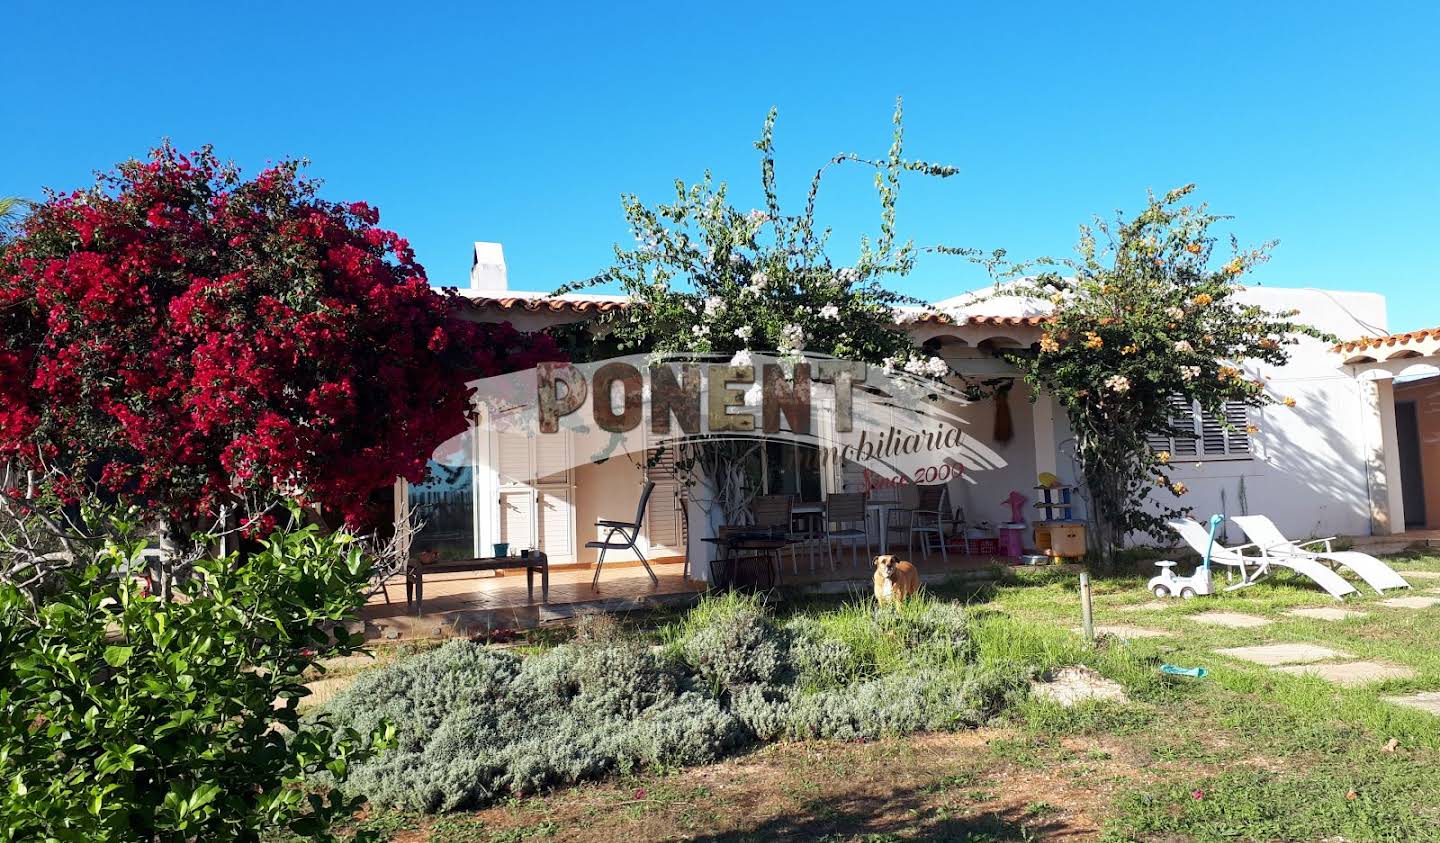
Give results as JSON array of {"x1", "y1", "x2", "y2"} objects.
[{"x1": 405, "y1": 551, "x2": 549, "y2": 614}]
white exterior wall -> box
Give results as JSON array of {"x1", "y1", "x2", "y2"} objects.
[
  {"x1": 1157, "y1": 287, "x2": 1387, "y2": 542},
  {"x1": 453, "y1": 281, "x2": 1391, "y2": 563},
  {"x1": 933, "y1": 379, "x2": 1042, "y2": 527}
]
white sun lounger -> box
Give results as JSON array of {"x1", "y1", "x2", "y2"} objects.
[
  {"x1": 1168, "y1": 518, "x2": 1358, "y2": 601},
  {"x1": 1230, "y1": 515, "x2": 1410, "y2": 594}
]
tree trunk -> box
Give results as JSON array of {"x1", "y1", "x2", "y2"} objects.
[
  {"x1": 156, "y1": 517, "x2": 180, "y2": 601},
  {"x1": 1075, "y1": 427, "x2": 1124, "y2": 574}
]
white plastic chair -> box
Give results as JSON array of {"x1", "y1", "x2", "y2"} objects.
[
  {"x1": 908, "y1": 485, "x2": 950, "y2": 562},
  {"x1": 1168, "y1": 517, "x2": 1357, "y2": 601},
  {"x1": 1231, "y1": 515, "x2": 1410, "y2": 594}
]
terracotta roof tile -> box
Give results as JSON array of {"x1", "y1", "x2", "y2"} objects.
[
  {"x1": 463, "y1": 295, "x2": 629, "y2": 314},
  {"x1": 463, "y1": 295, "x2": 1050, "y2": 327},
  {"x1": 1333, "y1": 327, "x2": 1440, "y2": 353},
  {"x1": 913, "y1": 313, "x2": 1050, "y2": 326}
]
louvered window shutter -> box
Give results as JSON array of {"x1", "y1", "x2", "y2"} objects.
[
  {"x1": 1199, "y1": 406, "x2": 1228, "y2": 456},
  {"x1": 1223, "y1": 400, "x2": 1251, "y2": 455},
  {"x1": 645, "y1": 447, "x2": 685, "y2": 554},
  {"x1": 1172, "y1": 397, "x2": 1199, "y2": 456},
  {"x1": 1195, "y1": 400, "x2": 1250, "y2": 457},
  {"x1": 1148, "y1": 397, "x2": 1251, "y2": 458}
]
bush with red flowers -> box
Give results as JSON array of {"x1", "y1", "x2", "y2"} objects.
[{"x1": 0, "y1": 145, "x2": 558, "y2": 528}]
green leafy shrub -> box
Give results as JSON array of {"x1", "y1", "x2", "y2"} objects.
[
  {"x1": 679, "y1": 595, "x2": 785, "y2": 694},
  {"x1": 0, "y1": 508, "x2": 386, "y2": 842},
  {"x1": 732, "y1": 665, "x2": 1021, "y2": 742},
  {"x1": 328, "y1": 640, "x2": 745, "y2": 812},
  {"x1": 326, "y1": 593, "x2": 1025, "y2": 812},
  {"x1": 719, "y1": 596, "x2": 1016, "y2": 742}
]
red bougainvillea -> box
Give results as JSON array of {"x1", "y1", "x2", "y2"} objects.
[{"x1": 0, "y1": 145, "x2": 559, "y2": 527}]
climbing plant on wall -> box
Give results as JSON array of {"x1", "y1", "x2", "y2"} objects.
[{"x1": 998, "y1": 185, "x2": 1331, "y2": 568}]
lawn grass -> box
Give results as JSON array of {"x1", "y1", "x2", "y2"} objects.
[
  {"x1": 973, "y1": 553, "x2": 1440, "y2": 841},
  {"x1": 316, "y1": 550, "x2": 1440, "y2": 841}
]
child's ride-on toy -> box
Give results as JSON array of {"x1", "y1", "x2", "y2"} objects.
[{"x1": 1149, "y1": 513, "x2": 1223, "y2": 599}]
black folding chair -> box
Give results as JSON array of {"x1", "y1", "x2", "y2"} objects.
[{"x1": 585, "y1": 480, "x2": 658, "y2": 590}]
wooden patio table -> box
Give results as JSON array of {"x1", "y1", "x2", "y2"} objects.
[{"x1": 405, "y1": 551, "x2": 549, "y2": 615}]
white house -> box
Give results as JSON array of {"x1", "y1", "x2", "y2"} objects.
[{"x1": 398, "y1": 241, "x2": 1418, "y2": 580}]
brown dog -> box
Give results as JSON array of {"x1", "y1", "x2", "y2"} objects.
[{"x1": 872, "y1": 554, "x2": 920, "y2": 604}]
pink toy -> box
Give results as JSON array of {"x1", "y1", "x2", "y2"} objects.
[
  {"x1": 998, "y1": 527, "x2": 1024, "y2": 557},
  {"x1": 998, "y1": 491, "x2": 1028, "y2": 558},
  {"x1": 1002, "y1": 491, "x2": 1027, "y2": 524}
]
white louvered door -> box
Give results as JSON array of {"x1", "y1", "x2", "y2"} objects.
[
  {"x1": 490, "y1": 429, "x2": 576, "y2": 563},
  {"x1": 536, "y1": 486, "x2": 575, "y2": 561},
  {"x1": 498, "y1": 489, "x2": 534, "y2": 551},
  {"x1": 644, "y1": 447, "x2": 685, "y2": 557},
  {"x1": 533, "y1": 432, "x2": 575, "y2": 563}
]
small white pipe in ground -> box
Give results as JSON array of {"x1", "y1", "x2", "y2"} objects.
[{"x1": 1079, "y1": 571, "x2": 1095, "y2": 642}]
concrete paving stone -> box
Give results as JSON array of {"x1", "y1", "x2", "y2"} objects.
[
  {"x1": 1284, "y1": 607, "x2": 1368, "y2": 621},
  {"x1": 1031, "y1": 665, "x2": 1129, "y2": 707},
  {"x1": 1397, "y1": 570, "x2": 1440, "y2": 580},
  {"x1": 1073, "y1": 625, "x2": 1171, "y2": 639},
  {"x1": 1273, "y1": 661, "x2": 1417, "y2": 687},
  {"x1": 1379, "y1": 596, "x2": 1440, "y2": 609},
  {"x1": 1383, "y1": 691, "x2": 1440, "y2": 716},
  {"x1": 1354, "y1": 541, "x2": 1415, "y2": 556},
  {"x1": 1188, "y1": 611, "x2": 1273, "y2": 628},
  {"x1": 1215, "y1": 643, "x2": 1353, "y2": 666}
]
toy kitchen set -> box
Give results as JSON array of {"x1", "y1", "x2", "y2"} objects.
[
  {"x1": 957, "y1": 475, "x2": 1088, "y2": 564},
  {"x1": 1026, "y1": 476, "x2": 1087, "y2": 563}
]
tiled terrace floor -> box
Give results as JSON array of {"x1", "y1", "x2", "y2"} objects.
[{"x1": 361, "y1": 548, "x2": 1012, "y2": 638}]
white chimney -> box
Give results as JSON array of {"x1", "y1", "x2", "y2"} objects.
[{"x1": 470, "y1": 241, "x2": 508, "y2": 292}]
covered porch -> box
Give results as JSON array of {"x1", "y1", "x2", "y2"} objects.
[
  {"x1": 1334, "y1": 327, "x2": 1440, "y2": 533},
  {"x1": 360, "y1": 547, "x2": 1011, "y2": 639},
  {"x1": 375, "y1": 297, "x2": 1062, "y2": 639}
]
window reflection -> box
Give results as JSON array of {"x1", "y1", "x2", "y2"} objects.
[{"x1": 409, "y1": 460, "x2": 476, "y2": 560}]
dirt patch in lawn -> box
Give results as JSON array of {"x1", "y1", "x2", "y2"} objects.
[{"x1": 380, "y1": 728, "x2": 1147, "y2": 842}]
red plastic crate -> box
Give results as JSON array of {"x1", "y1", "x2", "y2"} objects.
[{"x1": 961, "y1": 536, "x2": 999, "y2": 556}]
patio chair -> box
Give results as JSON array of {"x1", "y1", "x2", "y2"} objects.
[
  {"x1": 908, "y1": 484, "x2": 950, "y2": 562},
  {"x1": 1167, "y1": 517, "x2": 1357, "y2": 601},
  {"x1": 752, "y1": 494, "x2": 800, "y2": 577},
  {"x1": 1230, "y1": 515, "x2": 1410, "y2": 594},
  {"x1": 823, "y1": 492, "x2": 870, "y2": 569},
  {"x1": 585, "y1": 480, "x2": 658, "y2": 591},
  {"x1": 712, "y1": 525, "x2": 781, "y2": 591}
]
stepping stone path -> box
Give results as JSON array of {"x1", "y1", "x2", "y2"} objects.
[
  {"x1": 1273, "y1": 661, "x2": 1417, "y2": 687},
  {"x1": 1216, "y1": 643, "x2": 1353, "y2": 666},
  {"x1": 1379, "y1": 596, "x2": 1440, "y2": 609},
  {"x1": 1031, "y1": 665, "x2": 1128, "y2": 707},
  {"x1": 1398, "y1": 570, "x2": 1440, "y2": 580},
  {"x1": 1285, "y1": 607, "x2": 1367, "y2": 621},
  {"x1": 1073, "y1": 624, "x2": 1169, "y2": 639},
  {"x1": 1201, "y1": 582, "x2": 1436, "y2": 691},
  {"x1": 1189, "y1": 611, "x2": 1273, "y2": 628},
  {"x1": 1383, "y1": 691, "x2": 1440, "y2": 716}
]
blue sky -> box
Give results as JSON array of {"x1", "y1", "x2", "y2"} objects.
[{"x1": 5, "y1": 1, "x2": 1438, "y2": 334}]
